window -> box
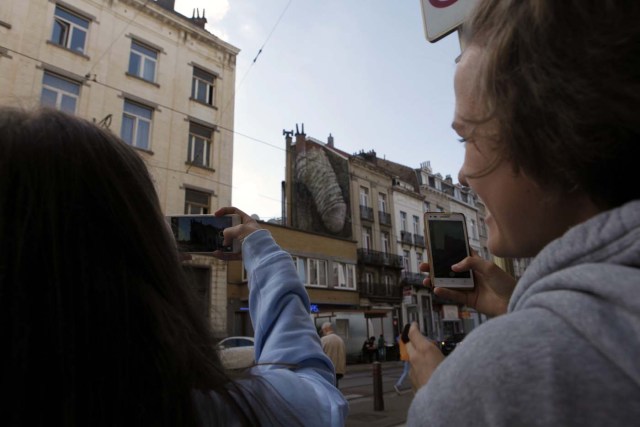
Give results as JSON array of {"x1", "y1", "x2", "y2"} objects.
[
  {"x1": 471, "y1": 219, "x2": 478, "y2": 239},
  {"x1": 51, "y1": 5, "x2": 89, "y2": 53},
  {"x1": 121, "y1": 100, "x2": 152, "y2": 150},
  {"x1": 363, "y1": 272, "x2": 374, "y2": 294},
  {"x1": 403, "y1": 250, "x2": 410, "y2": 271},
  {"x1": 416, "y1": 252, "x2": 423, "y2": 270},
  {"x1": 424, "y1": 201, "x2": 431, "y2": 212},
  {"x1": 188, "y1": 122, "x2": 213, "y2": 167},
  {"x1": 400, "y1": 211, "x2": 407, "y2": 231},
  {"x1": 291, "y1": 256, "x2": 306, "y2": 284},
  {"x1": 383, "y1": 275, "x2": 392, "y2": 295},
  {"x1": 128, "y1": 40, "x2": 158, "y2": 82},
  {"x1": 381, "y1": 232, "x2": 390, "y2": 254},
  {"x1": 184, "y1": 188, "x2": 210, "y2": 214},
  {"x1": 308, "y1": 259, "x2": 327, "y2": 287},
  {"x1": 378, "y1": 193, "x2": 387, "y2": 213},
  {"x1": 192, "y1": 67, "x2": 216, "y2": 105},
  {"x1": 332, "y1": 262, "x2": 356, "y2": 290},
  {"x1": 413, "y1": 215, "x2": 420, "y2": 235},
  {"x1": 362, "y1": 227, "x2": 372, "y2": 250},
  {"x1": 359, "y1": 187, "x2": 369, "y2": 207},
  {"x1": 291, "y1": 256, "x2": 307, "y2": 284},
  {"x1": 436, "y1": 205, "x2": 445, "y2": 213},
  {"x1": 41, "y1": 72, "x2": 80, "y2": 114}
]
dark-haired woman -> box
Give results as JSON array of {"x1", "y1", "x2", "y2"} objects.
[{"x1": 0, "y1": 107, "x2": 347, "y2": 426}]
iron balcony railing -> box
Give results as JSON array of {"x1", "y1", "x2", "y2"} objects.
[
  {"x1": 358, "y1": 282, "x2": 402, "y2": 299},
  {"x1": 360, "y1": 205, "x2": 374, "y2": 221},
  {"x1": 357, "y1": 249, "x2": 404, "y2": 268},
  {"x1": 378, "y1": 211, "x2": 392, "y2": 226},
  {"x1": 414, "y1": 234, "x2": 425, "y2": 247},
  {"x1": 400, "y1": 230, "x2": 413, "y2": 245},
  {"x1": 400, "y1": 271, "x2": 426, "y2": 286}
]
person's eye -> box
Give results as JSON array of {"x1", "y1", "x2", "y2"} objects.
[{"x1": 458, "y1": 137, "x2": 467, "y2": 144}]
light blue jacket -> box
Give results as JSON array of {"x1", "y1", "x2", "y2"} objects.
[{"x1": 197, "y1": 229, "x2": 348, "y2": 426}]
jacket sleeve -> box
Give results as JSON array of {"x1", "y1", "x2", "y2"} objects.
[{"x1": 242, "y1": 229, "x2": 348, "y2": 426}]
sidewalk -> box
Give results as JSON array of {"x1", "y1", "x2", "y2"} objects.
[{"x1": 344, "y1": 361, "x2": 413, "y2": 427}]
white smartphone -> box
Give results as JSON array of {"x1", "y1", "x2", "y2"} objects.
[
  {"x1": 167, "y1": 214, "x2": 241, "y2": 254},
  {"x1": 424, "y1": 212, "x2": 475, "y2": 289}
]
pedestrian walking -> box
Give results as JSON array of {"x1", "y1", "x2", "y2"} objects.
[{"x1": 321, "y1": 322, "x2": 346, "y2": 387}]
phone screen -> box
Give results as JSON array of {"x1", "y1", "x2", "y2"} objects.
[
  {"x1": 169, "y1": 216, "x2": 233, "y2": 253},
  {"x1": 428, "y1": 220, "x2": 471, "y2": 279}
]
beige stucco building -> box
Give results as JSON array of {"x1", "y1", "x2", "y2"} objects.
[{"x1": 0, "y1": 0, "x2": 239, "y2": 336}]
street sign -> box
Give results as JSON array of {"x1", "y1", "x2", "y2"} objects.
[{"x1": 419, "y1": 0, "x2": 479, "y2": 43}]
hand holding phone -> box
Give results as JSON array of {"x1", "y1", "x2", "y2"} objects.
[
  {"x1": 211, "y1": 206, "x2": 264, "y2": 261},
  {"x1": 424, "y1": 212, "x2": 474, "y2": 289},
  {"x1": 168, "y1": 214, "x2": 241, "y2": 254}
]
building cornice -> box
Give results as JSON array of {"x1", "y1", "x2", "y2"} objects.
[{"x1": 118, "y1": 0, "x2": 240, "y2": 57}]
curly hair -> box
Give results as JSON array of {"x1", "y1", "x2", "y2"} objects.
[{"x1": 464, "y1": 0, "x2": 640, "y2": 208}]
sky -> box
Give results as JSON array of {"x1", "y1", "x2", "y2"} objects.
[{"x1": 174, "y1": 0, "x2": 464, "y2": 220}]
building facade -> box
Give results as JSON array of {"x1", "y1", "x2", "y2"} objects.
[{"x1": 0, "y1": 0, "x2": 239, "y2": 336}]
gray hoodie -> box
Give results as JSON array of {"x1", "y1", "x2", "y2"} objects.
[{"x1": 408, "y1": 200, "x2": 640, "y2": 426}]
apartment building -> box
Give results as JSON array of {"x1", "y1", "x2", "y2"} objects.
[{"x1": 0, "y1": 0, "x2": 239, "y2": 336}]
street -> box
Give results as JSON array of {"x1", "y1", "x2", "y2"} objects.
[{"x1": 341, "y1": 361, "x2": 414, "y2": 427}]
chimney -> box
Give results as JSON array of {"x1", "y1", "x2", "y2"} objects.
[
  {"x1": 155, "y1": 0, "x2": 175, "y2": 11},
  {"x1": 327, "y1": 133, "x2": 334, "y2": 148},
  {"x1": 294, "y1": 123, "x2": 306, "y2": 154},
  {"x1": 190, "y1": 8, "x2": 208, "y2": 29}
]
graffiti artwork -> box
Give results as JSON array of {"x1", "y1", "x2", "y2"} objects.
[{"x1": 292, "y1": 139, "x2": 352, "y2": 238}]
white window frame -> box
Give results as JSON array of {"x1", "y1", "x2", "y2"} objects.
[
  {"x1": 184, "y1": 188, "x2": 210, "y2": 214},
  {"x1": 121, "y1": 100, "x2": 152, "y2": 150},
  {"x1": 128, "y1": 40, "x2": 158, "y2": 82},
  {"x1": 403, "y1": 250, "x2": 410, "y2": 272},
  {"x1": 360, "y1": 186, "x2": 369, "y2": 207},
  {"x1": 291, "y1": 256, "x2": 307, "y2": 284},
  {"x1": 332, "y1": 262, "x2": 356, "y2": 290},
  {"x1": 413, "y1": 215, "x2": 420, "y2": 235},
  {"x1": 362, "y1": 227, "x2": 372, "y2": 250},
  {"x1": 416, "y1": 252, "x2": 422, "y2": 271},
  {"x1": 307, "y1": 258, "x2": 328, "y2": 288},
  {"x1": 381, "y1": 232, "x2": 390, "y2": 254},
  {"x1": 383, "y1": 275, "x2": 392, "y2": 295},
  {"x1": 51, "y1": 5, "x2": 89, "y2": 53},
  {"x1": 378, "y1": 193, "x2": 387, "y2": 213},
  {"x1": 364, "y1": 272, "x2": 374, "y2": 294},
  {"x1": 400, "y1": 211, "x2": 407, "y2": 231},
  {"x1": 187, "y1": 123, "x2": 213, "y2": 168},
  {"x1": 191, "y1": 67, "x2": 216, "y2": 105},
  {"x1": 41, "y1": 71, "x2": 80, "y2": 114}
]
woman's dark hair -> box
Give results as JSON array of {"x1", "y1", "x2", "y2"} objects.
[
  {"x1": 0, "y1": 108, "x2": 245, "y2": 425},
  {"x1": 464, "y1": 0, "x2": 640, "y2": 208}
]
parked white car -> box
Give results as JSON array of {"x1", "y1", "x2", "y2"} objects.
[{"x1": 217, "y1": 336, "x2": 255, "y2": 370}]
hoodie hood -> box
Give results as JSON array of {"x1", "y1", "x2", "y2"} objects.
[{"x1": 509, "y1": 199, "x2": 640, "y2": 386}]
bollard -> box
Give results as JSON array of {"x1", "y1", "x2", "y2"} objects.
[{"x1": 372, "y1": 361, "x2": 385, "y2": 411}]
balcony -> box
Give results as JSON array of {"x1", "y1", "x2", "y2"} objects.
[
  {"x1": 358, "y1": 282, "x2": 402, "y2": 299},
  {"x1": 400, "y1": 271, "x2": 426, "y2": 286},
  {"x1": 357, "y1": 249, "x2": 403, "y2": 268},
  {"x1": 360, "y1": 205, "x2": 374, "y2": 221},
  {"x1": 379, "y1": 211, "x2": 392, "y2": 226},
  {"x1": 414, "y1": 234, "x2": 425, "y2": 247},
  {"x1": 400, "y1": 230, "x2": 413, "y2": 245}
]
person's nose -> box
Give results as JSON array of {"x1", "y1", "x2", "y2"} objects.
[{"x1": 458, "y1": 169, "x2": 469, "y2": 186}]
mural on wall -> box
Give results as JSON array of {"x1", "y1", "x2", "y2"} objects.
[{"x1": 292, "y1": 138, "x2": 352, "y2": 238}]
